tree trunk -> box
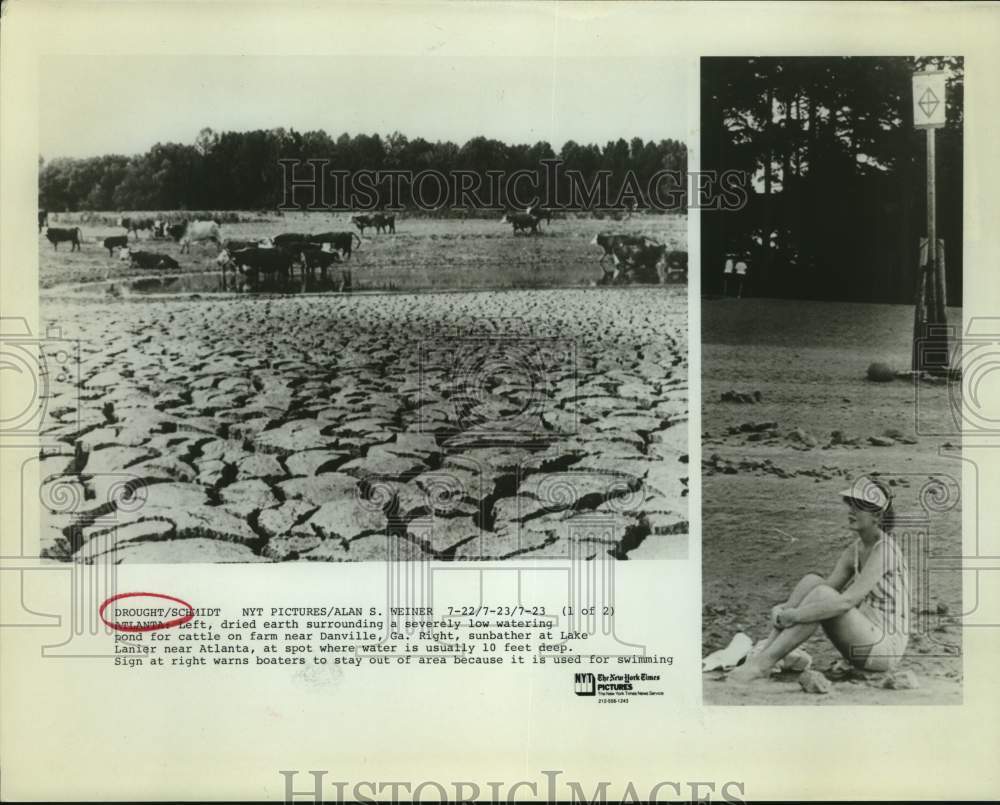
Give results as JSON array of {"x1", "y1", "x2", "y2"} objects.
[{"x1": 763, "y1": 84, "x2": 774, "y2": 293}]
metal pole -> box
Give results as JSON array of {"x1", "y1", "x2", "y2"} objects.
[
  {"x1": 911, "y1": 72, "x2": 949, "y2": 373},
  {"x1": 927, "y1": 127, "x2": 936, "y2": 276}
]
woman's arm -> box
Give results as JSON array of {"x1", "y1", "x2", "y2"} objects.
[
  {"x1": 769, "y1": 547, "x2": 854, "y2": 629},
  {"x1": 824, "y1": 545, "x2": 855, "y2": 592},
  {"x1": 780, "y1": 546, "x2": 889, "y2": 625}
]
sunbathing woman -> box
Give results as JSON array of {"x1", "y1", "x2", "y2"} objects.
[{"x1": 730, "y1": 476, "x2": 909, "y2": 682}]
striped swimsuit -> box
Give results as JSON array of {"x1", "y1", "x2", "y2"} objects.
[{"x1": 846, "y1": 535, "x2": 910, "y2": 670}]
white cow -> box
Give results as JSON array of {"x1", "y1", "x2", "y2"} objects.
[{"x1": 178, "y1": 220, "x2": 222, "y2": 254}]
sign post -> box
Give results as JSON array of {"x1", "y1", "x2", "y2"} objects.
[{"x1": 911, "y1": 70, "x2": 949, "y2": 373}]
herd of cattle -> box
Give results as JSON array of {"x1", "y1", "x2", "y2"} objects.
[
  {"x1": 38, "y1": 206, "x2": 686, "y2": 290},
  {"x1": 590, "y1": 232, "x2": 688, "y2": 285}
]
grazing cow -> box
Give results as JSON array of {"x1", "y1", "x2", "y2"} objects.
[
  {"x1": 350, "y1": 215, "x2": 375, "y2": 235},
  {"x1": 590, "y1": 233, "x2": 658, "y2": 264},
  {"x1": 178, "y1": 220, "x2": 222, "y2": 254},
  {"x1": 45, "y1": 227, "x2": 83, "y2": 251},
  {"x1": 500, "y1": 211, "x2": 540, "y2": 235},
  {"x1": 119, "y1": 249, "x2": 180, "y2": 269},
  {"x1": 307, "y1": 231, "x2": 362, "y2": 259},
  {"x1": 118, "y1": 216, "x2": 156, "y2": 239},
  {"x1": 103, "y1": 235, "x2": 129, "y2": 256},
  {"x1": 151, "y1": 220, "x2": 167, "y2": 239},
  {"x1": 374, "y1": 212, "x2": 396, "y2": 234},
  {"x1": 38, "y1": 210, "x2": 49, "y2": 233},
  {"x1": 350, "y1": 213, "x2": 394, "y2": 235}
]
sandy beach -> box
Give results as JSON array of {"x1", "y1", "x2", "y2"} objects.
[{"x1": 702, "y1": 298, "x2": 963, "y2": 704}]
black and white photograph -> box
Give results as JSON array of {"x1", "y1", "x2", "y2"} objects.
[
  {"x1": 35, "y1": 53, "x2": 689, "y2": 564},
  {"x1": 6, "y1": 3, "x2": 1000, "y2": 803},
  {"x1": 699, "y1": 56, "x2": 964, "y2": 704}
]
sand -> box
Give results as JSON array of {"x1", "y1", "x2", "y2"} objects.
[{"x1": 702, "y1": 298, "x2": 963, "y2": 705}]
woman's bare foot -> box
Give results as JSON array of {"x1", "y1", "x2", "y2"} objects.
[{"x1": 728, "y1": 659, "x2": 771, "y2": 684}]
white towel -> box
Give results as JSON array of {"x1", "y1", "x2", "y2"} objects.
[{"x1": 702, "y1": 632, "x2": 753, "y2": 672}]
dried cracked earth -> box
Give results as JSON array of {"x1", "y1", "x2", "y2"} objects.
[{"x1": 38, "y1": 288, "x2": 688, "y2": 563}]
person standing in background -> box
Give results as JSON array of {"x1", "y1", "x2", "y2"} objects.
[
  {"x1": 734, "y1": 253, "x2": 749, "y2": 299},
  {"x1": 723, "y1": 252, "x2": 735, "y2": 296}
]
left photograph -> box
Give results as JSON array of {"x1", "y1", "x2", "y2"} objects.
[{"x1": 36, "y1": 54, "x2": 690, "y2": 564}]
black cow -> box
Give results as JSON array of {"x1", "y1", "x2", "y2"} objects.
[
  {"x1": 608, "y1": 240, "x2": 666, "y2": 284},
  {"x1": 298, "y1": 248, "x2": 346, "y2": 290},
  {"x1": 103, "y1": 235, "x2": 129, "y2": 256},
  {"x1": 120, "y1": 249, "x2": 180, "y2": 269},
  {"x1": 351, "y1": 213, "x2": 395, "y2": 235},
  {"x1": 119, "y1": 216, "x2": 156, "y2": 239},
  {"x1": 271, "y1": 233, "x2": 312, "y2": 248},
  {"x1": 45, "y1": 227, "x2": 82, "y2": 251},
  {"x1": 350, "y1": 215, "x2": 374, "y2": 235},
  {"x1": 500, "y1": 212, "x2": 540, "y2": 234},
  {"x1": 220, "y1": 246, "x2": 297, "y2": 291},
  {"x1": 38, "y1": 210, "x2": 49, "y2": 233},
  {"x1": 590, "y1": 233, "x2": 658, "y2": 264},
  {"x1": 307, "y1": 231, "x2": 362, "y2": 259},
  {"x1": 601, "y1": 240, "x2": 686, "y2": 285}
]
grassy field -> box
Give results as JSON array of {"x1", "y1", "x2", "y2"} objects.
[{"x1": 39, "y1": 211, "x2": 686, "y2": 293}]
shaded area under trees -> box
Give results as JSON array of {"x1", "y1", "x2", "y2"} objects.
[{"x1": 701, "y1": 56, "x2": 963, "y2": 304}]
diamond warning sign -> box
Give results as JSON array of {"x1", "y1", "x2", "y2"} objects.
[{"x1": 913, "y1": 71, "x2": 946, "y2": 129}]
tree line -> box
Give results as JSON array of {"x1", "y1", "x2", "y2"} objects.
[
  {"x1": 38, "y1": 130, "x2": 687, "y2": 214},
  {"x1": 701, "y1": 56, "x2": 963, "y2": 304}
]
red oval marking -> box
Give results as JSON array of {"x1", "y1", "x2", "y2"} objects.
[{"x1": 99, "y1": 592, "x2": 194, "y2": 632}]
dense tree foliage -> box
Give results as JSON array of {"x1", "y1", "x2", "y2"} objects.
[
  {"x1": 701, "y1": 57, "x2": 963, "y2": 304},
  {"x1": 39, "y1": 129, "x2": 687, "y2": 214}
]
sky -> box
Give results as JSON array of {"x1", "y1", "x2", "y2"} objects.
[{"x1": 40, "y1": 48, "x2": 688, "y2": 160}]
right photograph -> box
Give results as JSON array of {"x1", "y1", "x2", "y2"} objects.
[{"x1": 700, "y1": 56, "x2": 964, "y2": 705}]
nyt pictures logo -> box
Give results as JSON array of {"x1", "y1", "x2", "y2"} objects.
[{"x1": 574, "y1": 673, "x2": 596, "y2": 697}]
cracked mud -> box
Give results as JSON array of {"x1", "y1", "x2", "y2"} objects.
[{"x1": 39, "y1": 288, "x2": 688, "y2": 562}]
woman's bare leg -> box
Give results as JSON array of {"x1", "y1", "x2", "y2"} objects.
[
  {"x1": 756, "y1": 573, "x2": 826, "y2": 651},
  {"x1": 731, "y1": 583, "x2": 877, "y2": 683},
  {"x1": 787, "y1": 573, "x2": 827, "y2": 606},
  {"x1": 731, "y1": 619, "x2": 820, "y2": 682},
  {"x1": 822, "y1": 608, "x2": 886, "y2": 668}
]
